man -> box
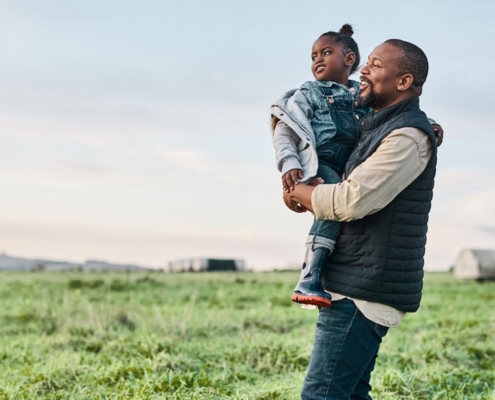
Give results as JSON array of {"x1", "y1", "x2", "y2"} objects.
[{"x1": 284, "y1": 39, "x2": 439, "y2": 399}]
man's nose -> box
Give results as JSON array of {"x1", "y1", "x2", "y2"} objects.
[{"x1": 360, "y1": 64, "x2": 369, "y2": 75}]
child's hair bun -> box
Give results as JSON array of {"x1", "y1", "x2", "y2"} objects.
[{"x1": 339, "y1": 24, "x2": 354, "y2": 36}]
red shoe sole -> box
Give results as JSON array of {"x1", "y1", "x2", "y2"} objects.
[{"x1": 292, "y1": 293, "x2": 331, "y2": 308}]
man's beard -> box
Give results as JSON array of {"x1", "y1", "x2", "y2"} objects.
[{"x1": 358, "y1": 80, "x2": 388, "y2": 109}]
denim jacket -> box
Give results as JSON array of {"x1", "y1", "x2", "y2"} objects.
[{"x1": 271, "y1": 79, "x2": 370, "y2": 182}]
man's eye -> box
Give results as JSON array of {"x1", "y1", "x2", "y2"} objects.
[
  {"x1": 324, "y1": 51, "x2": 332, "y2": 55},
  {"x1": 373, "y1": 64, "x2": 381, "y2": 68}
]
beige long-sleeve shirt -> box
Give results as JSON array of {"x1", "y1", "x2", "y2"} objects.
[{"x1": 311, "y1": 127, "x2": 433, "y2": 327}]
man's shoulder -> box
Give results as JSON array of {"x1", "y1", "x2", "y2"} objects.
[
  {"x1": 390, "y1": 126, "x2": 429, "y2": 141},
  {"x1": 387, "y1": 127, "x2": 433, "y2": 156},
  {"x1": 383, "y1": 105, "x2": 434, "y2": 141}
]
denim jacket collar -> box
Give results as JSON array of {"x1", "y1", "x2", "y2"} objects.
[{"x1": 316, "y1": 79, "x2": 360, "y2": 94}]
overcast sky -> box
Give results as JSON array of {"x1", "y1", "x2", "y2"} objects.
[{"x1": 1, "y1": 0, "x2": 494, "y2": 270}]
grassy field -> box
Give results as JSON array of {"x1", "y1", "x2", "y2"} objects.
[{"x1": 0, "y1": 271, "x2": 494, "y2": 399}]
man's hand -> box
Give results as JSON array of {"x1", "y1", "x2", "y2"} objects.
[
  {"x1": 432, "y1": 124, "x2": 444, "y2": 147},
  {"x1": 282, "y1": 183, "x2": 316, "y2": 213},
  {"x1": 308, "y1": 177, "x2": 324, "y2": 186},
  {"x1": 283, "y1": 190, "x2": 308, "y2": 213},
  {"x1": 282, "y1": 169, "x2": 303, "y2": 192}
]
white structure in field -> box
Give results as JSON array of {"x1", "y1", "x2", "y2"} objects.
[
  {"x1": 167, "y1": 258, "x2": 245, "y2": 273},
  {"x1": 453, "y1": 249, "x2": 495, "y2": 280}
]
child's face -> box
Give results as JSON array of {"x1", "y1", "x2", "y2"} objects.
[{"x1": 311, "y1": 36, "x2": 349, "y2": 82}]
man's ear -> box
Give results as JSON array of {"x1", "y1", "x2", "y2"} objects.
[
  {"x1": 397, "y1": 74, "x2": 414, "y2": 92},
  {"x1": 345, "y1": 52, "x2": 356, "y2": 68}
]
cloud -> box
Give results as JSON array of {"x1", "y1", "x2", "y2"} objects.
[
  {"x1": 0, "y1": 219, "x2": 261, "y2": 267},
  {"x1": 477, "y1": 226, "x2": 495, "y2": 236},
  {"x1": 425, "y1": 180, "x2": 495, "y2": 270},
  {"x1": 0, "y1": 163, "x2": 153, "y2": 190},
  {"x1": 435, "y1": 167, "x2": 494, "y2": 188},
  {"x1": 459, "y1": 191, "x2": 495, "y2": 226},
  {"x1": 55, "y1": 159, "x2": 107, "y2": 174},
  {"x1": 0, "y1": 115, "x2": 110, "y2": 147},
  {"x1": 0, "y1": 7, "x2": 34, "y2": 60},
  {"x1": 425, "y1": 222, "x2": 495, "y2": 271},
  {"x1": 165, "y1": 149, "x2": 211, "y2": 171}
]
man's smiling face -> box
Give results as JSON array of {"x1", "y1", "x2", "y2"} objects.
[{"x1": 358, "y1": 43, "x2": 403, "y2": 111}]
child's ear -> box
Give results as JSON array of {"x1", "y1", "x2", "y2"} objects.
[{"x1": 345, "y1": 52, "x2": 356, "y2": 68}]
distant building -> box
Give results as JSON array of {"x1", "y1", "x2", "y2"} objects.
[
  {"x1": 40, "y1": 262, "x2": 82, "y2": 272},
  {"x1": 83, "y1": 260, "x2": 158, "y2": 273},
  {"x1": 167, "y1": 258, "x2": 245, "y2": 273},
  {"x1": 453, "y1": 249, "x2": 495, "y2": 280}
]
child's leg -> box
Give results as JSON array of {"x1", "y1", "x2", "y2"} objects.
[
  {"x1": 292, "y1": 164, "x2": 342, "y2": 308},
  {"x1": 306, "y1": 165, "x2": 342, "y2": 251}
]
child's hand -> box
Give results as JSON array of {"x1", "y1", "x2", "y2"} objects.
[
  {"x1": 282, "y1": 169, "x2": 303, "y2": 192},
  {"x1": 432, "y1": 124, "x2": 444, "y2": 147},
  {"x1": 308, "y1": 177, "x2": 324, "y2": 186}
]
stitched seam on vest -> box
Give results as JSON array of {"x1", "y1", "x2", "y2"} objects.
[
  {"x1": 379, "y1": 200, "x2": 394, "y2": 295},
  {"x1": 326, "y1": 103, "x2": 436, "y2": 312}
]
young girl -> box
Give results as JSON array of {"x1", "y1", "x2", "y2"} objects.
[{"x1": 270, "y1": 24, "x2": 371, "y2": 308}]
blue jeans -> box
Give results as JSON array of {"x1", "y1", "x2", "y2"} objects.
[
  {"x1": 308, "y1": 161, "x2": 342, "y2": 244},
  {"x1": 301, "y1": 299, "x2": 388, "y2": 400}
]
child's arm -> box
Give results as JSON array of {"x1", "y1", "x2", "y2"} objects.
[{"x1": 272, "y1": 119, "x2": 303, "y2": 192}]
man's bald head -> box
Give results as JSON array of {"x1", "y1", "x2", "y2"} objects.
[{"x1": 385, "y1": 39, "x2": 429, "y2": 96}]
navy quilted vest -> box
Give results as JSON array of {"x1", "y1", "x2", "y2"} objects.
[{"x1": 322, "y1": 97, "x2": 437, "y2": 312}]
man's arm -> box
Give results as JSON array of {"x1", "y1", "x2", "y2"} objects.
[{"x1": 284, "y1": 127, "x2": 433, "y2": 221}]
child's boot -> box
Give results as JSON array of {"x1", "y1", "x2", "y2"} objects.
[{"x1": 291, "y1": 247, "x2": 332, "y2": 308}]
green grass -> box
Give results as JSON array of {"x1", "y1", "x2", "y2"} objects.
[{"x1": 0, "y1": 271, "x2": 494, "y2": 399}]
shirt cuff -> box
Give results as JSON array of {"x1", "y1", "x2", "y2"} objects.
[{"x1": 311, "y1": 184, "x2": 336, "y2": 221}]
